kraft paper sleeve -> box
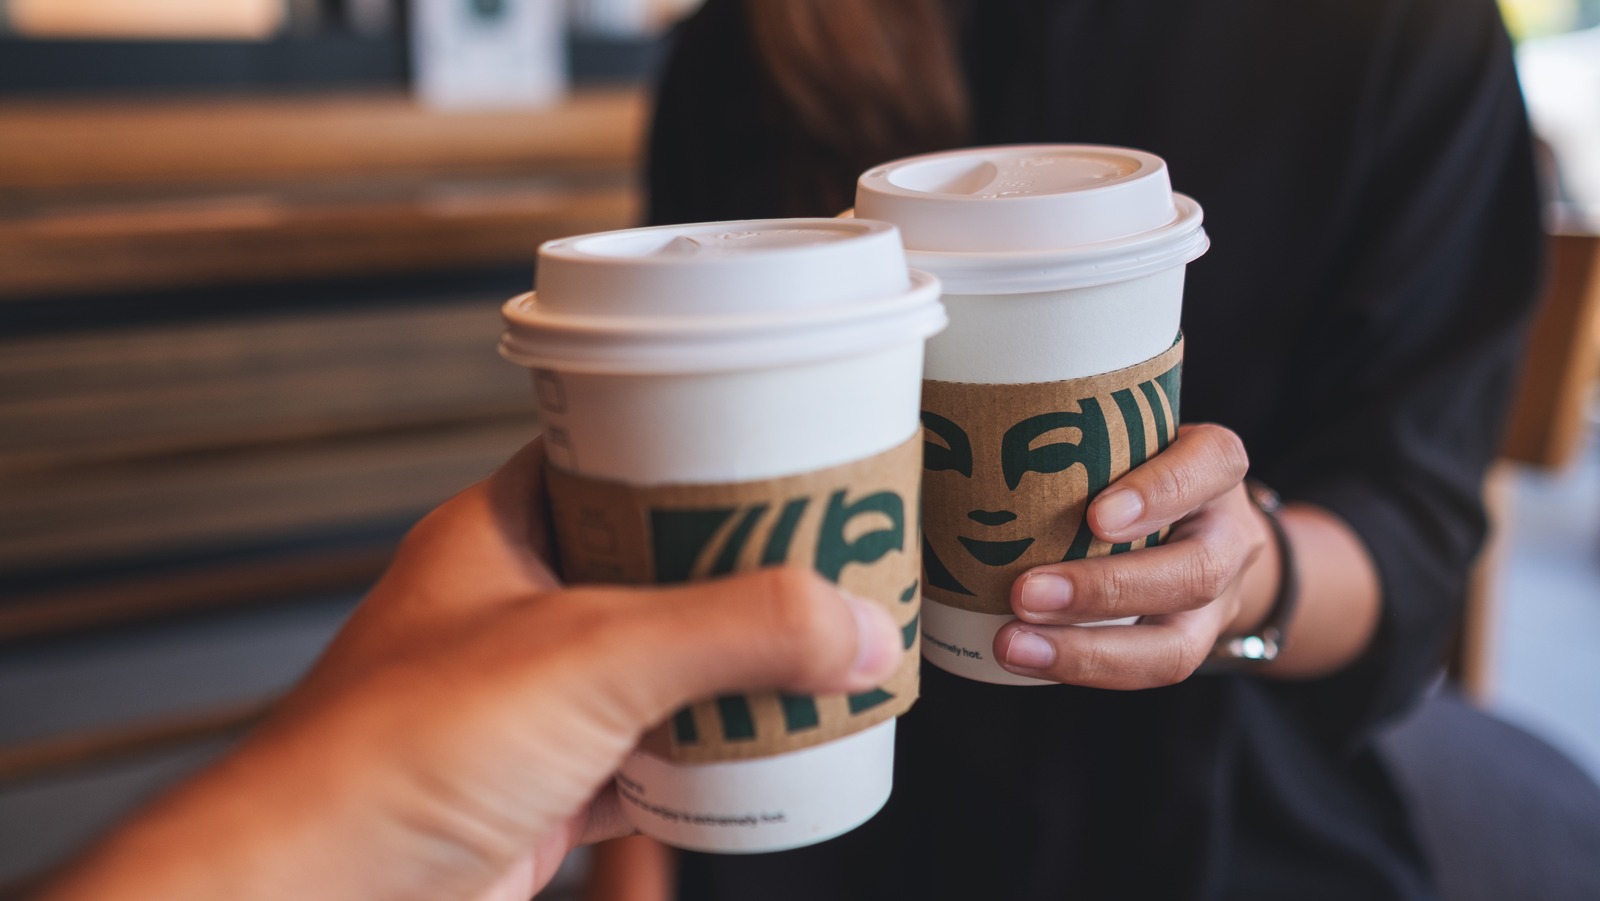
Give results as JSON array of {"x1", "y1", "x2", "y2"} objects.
[
  {"x1": 545, "y1": 435, "x2": 921, "y2": 763},
  {"x1": 920, "y1": 336, "x2": 1183, "y2": 616}
]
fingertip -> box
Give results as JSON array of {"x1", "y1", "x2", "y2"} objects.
[
  {"x1": 843, "y1": 592, "x2": 902, "y2": 690},
  {"x1": 1013, "y1": 571, "x2": 1073, "y2": 621},
  {"x1": 1182, "y1": 423, "x2": 1249, "y2": 483},
  {"x1": 1208, "y1": 423, "x2": 1251, "y2": 474},
  {"x1": 486, "y1": 435, "x2": 548, "y2": 502},
  {"x1": 998, "y1": 626, "x2": 1057, "y2": 672},
  {"x1": 1090, "y1": 488, "x2": 1145, "y2": 538},
  {"x1": 634, "y1": 568, "x2": 902, "y2": 703}
]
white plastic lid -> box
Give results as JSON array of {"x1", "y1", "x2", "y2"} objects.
[
  {"x1": 501, "y1": 218, "x2": 947, "y2": 374},
  {"x1": 855, "y1": 145, "x2": 1208, "y2": 294}
]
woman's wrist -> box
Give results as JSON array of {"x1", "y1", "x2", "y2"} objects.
[
  {"x1": 1225, "y1": 492, "x2": 1284, "y2": 640},
  {"x1": 1249, "y1": 503, "x2": 1381, "y2": 678}
]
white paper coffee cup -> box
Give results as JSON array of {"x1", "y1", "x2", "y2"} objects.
[
  {"x1": 856, "y1": 145, "x2": 1208, "y2": 686},
  {"x1": 500, "y1": 219, "x2": 946, "y2": 851}
]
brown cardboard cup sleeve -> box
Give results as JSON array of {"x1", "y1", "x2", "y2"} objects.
[
  {"x1": 545, "y1": 436, "x2": 922, "y2": 764},
  {"x1": 921, "y1": 336, "x2": 1183, "y2": 616}
]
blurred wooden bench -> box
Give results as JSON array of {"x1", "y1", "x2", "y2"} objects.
[
  {"x1": 0, "y1": 85, "x2": 646, "y2": 799},
  {"x1": 0, "y1": 90, "x2": 644, "y2": 300},
  {"x1": 1454, "y1": 227, "x2": 1600, "y2": 700},
  {"x1": 0, "y1": 89, "x2": 645, "y2": 637},
  {"x1": 0, "y1": 88, "x2": 646, "y2": 893}
]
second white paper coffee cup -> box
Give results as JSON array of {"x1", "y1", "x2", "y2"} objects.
[
  {"x1": 856, "y1": 145, "x2": 1208, "y2": 686},
  {"x1": 501, "y1": 218, "x2": 945, "y2": 851}
]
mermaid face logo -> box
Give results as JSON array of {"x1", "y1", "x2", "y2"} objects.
[
  {"x1": 920, "y1": 354, "x2": 1181, "y2": 605},
  {"x1": 921, "y1": 403, "x2": 1113, "y2": 596}
]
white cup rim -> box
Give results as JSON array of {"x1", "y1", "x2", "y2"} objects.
[
  {"x1": 500, "y1": 269, "x2": 947, "y2": 374},
  {"x1": 844, "y1": 193, "x2": 1207, "y2": 295}
]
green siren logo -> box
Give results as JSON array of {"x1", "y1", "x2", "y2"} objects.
[
  {"x1": 650, "y1": 490, "x2": 907, "y2": 584},
  {"x1": 544, "y1": 435, "x2": 922, "y2": 761},
  {"x1": 651, "y1": 488, "x2": 919, "y2": 749},
  {"x1": 922, "y1": 343, "x2": 1182, "y2": 614}
]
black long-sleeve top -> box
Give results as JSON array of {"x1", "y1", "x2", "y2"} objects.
[{"x1": 646, "y1": 1, "x2": 1544, "y2": 897}]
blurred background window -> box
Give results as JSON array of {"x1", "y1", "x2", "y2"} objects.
[
  {"x1": 1500, "y1": 0, "x2": 1600, "y2": 40},
  {"x1": 1503, "y1": 0, "x2": 1600, "y2": 226},
  {"x1": 0, "y1": 0, "x2": 701, "y2": 96},
  {"x1": 5, "y1": 0, "x2": 288, "y2": 39}
]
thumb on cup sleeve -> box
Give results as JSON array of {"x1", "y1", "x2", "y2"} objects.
[{"x1": 586, "y1": 567, "x2": 904, "y2": 729}]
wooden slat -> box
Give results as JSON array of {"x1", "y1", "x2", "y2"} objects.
[
  {"x1": 0, "y1": 416, "x2": 536, "y2": 572},
  {"x1": 0, "y1": 301, "x2": 531, "y2": 473},
  {"x1": 8, "y1": 0, "x2": 283, "y2": 39},
  {"x1": 0, "y1": 89, "x2": 647, "y2": 191},
  {"x1": 0, "y1": 546, "x2": 390, "y2": 642},
  {"x1": 0, "y1": 700, "x2": 270, "y2": 786},
  {"x1": 0, "y1": 705, "x2": 269, "y2": 899},
  {"x1": 1502, "y1": 232, "x2": 1600, "y2": 469},
  {"x1": 1450, "y1": 462, "x2": 1514, "y2": 702},
  {"x1": 0, "y1": 181, "x2": 637, "y2": 299},
  {"x1": 0, "y1": 702, "x2": 273, "y2": 897}
]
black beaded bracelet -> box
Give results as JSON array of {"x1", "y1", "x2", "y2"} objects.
[{"x1": 1210, "y1": 480, "x2": 1298, "y2": 664}]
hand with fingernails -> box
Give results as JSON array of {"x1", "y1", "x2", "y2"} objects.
[{"x1": 996, "y1": 423, "x2": 1281, "y2": 688}]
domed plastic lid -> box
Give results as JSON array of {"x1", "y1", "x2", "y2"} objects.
[
  {"x1": 855, "y1": 145, "x2": 1208, "y2": 294},
  {"x1": 501, "y1": 218, "x2": 947, "y2": 374}
]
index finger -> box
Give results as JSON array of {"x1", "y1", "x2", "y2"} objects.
[
  {"x1": 1086, "y1": 423, "x2": 1249, "y2": 543},
  {"x1": 387, "y1": 436, "x2": 560, "y2": 597},
  {"x1": 315, "y1": 438, "x2": 562, "y2": 677}
]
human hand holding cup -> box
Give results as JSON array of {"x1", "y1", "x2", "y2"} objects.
[
  {"x1": 856, "y1": 144, "x2": 1212, "y2": 685},
  {"x1": 499, "y1": 219, "x2": 945, "y2": 852},
  {"x1": 38, "y1": 442, "x2": 906, "y2": 901},
  {"x1": 995, "y1": 422, "x2": 1278, "y2": 688}
]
